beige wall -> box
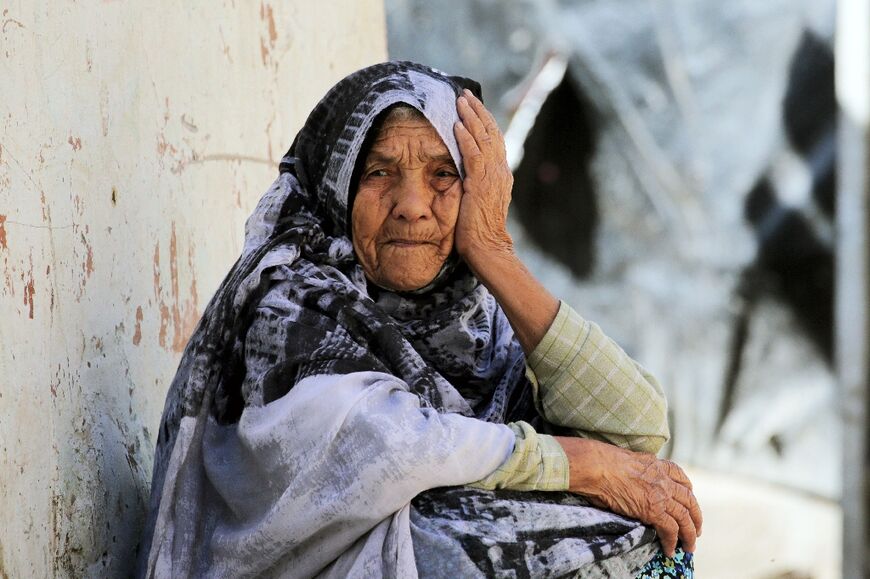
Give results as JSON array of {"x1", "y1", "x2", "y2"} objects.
[{"x1": 0, "y1": 2, "x2": 386, "y2": 575}]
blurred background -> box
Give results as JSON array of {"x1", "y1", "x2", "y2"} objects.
[
  {"x1": 386, "y1": 1, "x2": 845, "y2": 576},
  {"x1": 1, "y1": 0, "x2": 866, "y2": 577}
]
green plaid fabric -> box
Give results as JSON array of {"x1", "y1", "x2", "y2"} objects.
[
  {"x1": 472, "y1": 301, "x2": 669, "y2": 491},
  {"x1": 529, "y1": 301, "x2": 670, "y2": 454},
  {"x1": 469, "y1": 421, "x2": 569, "y2": 491}
]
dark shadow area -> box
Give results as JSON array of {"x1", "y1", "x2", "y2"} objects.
[
  {"x1": 743, "y1": 179, "x2": 834, "y2": 363},
  {"x1": 745, "y1": 29, "x2": 836, "y2": 363},
  {"x1": 719, "y1": 30, "x2": 836, "y2": 434},
  {"x1": 512, "y1": 73, "x2": 599, "y2": 278},
  {"x1": 783, "y1": 30, "x2": 837, "y2": 217}
]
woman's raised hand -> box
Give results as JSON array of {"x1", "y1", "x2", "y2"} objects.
[
  {"x1": 556, "y1": 437, "x2": 703, "y2": 558},
  {"x1": 453, "y1": 89, "x2": 514, "y2": 263},
  {"x1": 451, "y1": 89, "x2": 559, "y2": 354}
]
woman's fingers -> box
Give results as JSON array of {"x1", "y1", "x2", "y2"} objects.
[
  {"x1": 457, "y1": 96, "x2": 491, "y2": 145},
  {"x1": 671, "y1": 482, "x2": 704, "y2": 537},
  {"x1": 657, "y1": 465, "x2": 701, "y2": 556},
  {"x1": 454, "y1": 121, "x2": 483, "y2": 170},
  {"x1": 665, "y1": 500, "x2": 697, "y2": 553},
  {"x1": 657, "y1": 459, "x2": 702, "y2": 536},
  {"x1": 633, "y1": 456, "x2": 701, "y2": 558},
  {"x1": 663, "y1": 459, "x2": 693, "y2": 490},
  {"x1": 457, "y1": 93, "x2": 506, "y2": 160},
  {"x1": 463, "y1": 89, "x2": 502, "y2": 141},
  {"x1": 653, "y1": 515, "x2": 680, "y2": 559}
]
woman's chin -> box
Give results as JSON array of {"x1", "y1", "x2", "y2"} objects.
[
  {"x1": 380, "y1": 277, "x2": 435, "y2": 293},
  {"x1": 373, "y1": 269, "x2": 441, "y2": 293}
]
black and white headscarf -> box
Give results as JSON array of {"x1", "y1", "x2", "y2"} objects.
[{"x1": 138, "y1": 61, "x2": 656, "y2": 578}]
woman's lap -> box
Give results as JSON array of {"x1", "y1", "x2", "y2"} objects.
[{"x1": 410, "y1": 487, "x2": 660, "y2": 577}]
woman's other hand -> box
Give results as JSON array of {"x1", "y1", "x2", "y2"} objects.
[
  {"x1": 555, "y1": 437, "x2": 703, "y2": 558},
  {"x1": 453, "y1": 89, "x2": 514, "y2": 262}
]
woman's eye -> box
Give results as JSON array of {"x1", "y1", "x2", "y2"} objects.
[
  {"x1": 367, "y1": 169, "x2": 389, "y2": 178},
  {"x1": 435, "y1": 169, "x2": 457, "y2": 178}
]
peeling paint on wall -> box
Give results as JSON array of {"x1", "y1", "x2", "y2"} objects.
[
  {"x1": 259, "y1": 2, "x2": 280, "y2": 70},
  {"x1": 152, "y1": 224, "x2": 199, "y2": 353},
  {"x1": 133, "y1": 307, "x2": 143, "y2": 346},
  {"x1": 22, "y1": 253, "x2": 35, "y2": 320}
]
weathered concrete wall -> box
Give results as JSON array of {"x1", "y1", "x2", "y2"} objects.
[{"x1": 0, "y1": 2, "x2": 385, "y2": 576}]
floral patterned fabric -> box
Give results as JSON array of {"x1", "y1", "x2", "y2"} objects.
[{"x1": 635, "y1": 547, "x2": 694, "y2": 578}]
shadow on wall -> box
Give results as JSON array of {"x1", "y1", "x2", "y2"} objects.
[
  {"x1": 722, "y1": 30, "x2": 836, "y2": 440},
  {"x1": 512, "y1": 72, "x2": 599, "y2": 279},
  {"x1": 740, "y1": 30, "x2": 835, "y2": 364}
]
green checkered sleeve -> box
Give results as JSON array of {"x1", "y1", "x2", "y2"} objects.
[
  {"x1": 527, "y1": 300, "x2": 670, "y2": 454},
  {"x1": 469, "y1": 300, "x2": 669, "y2": 492},
  {"x1": 468, "y1": 421, "x2": 569, "y2": 491}
]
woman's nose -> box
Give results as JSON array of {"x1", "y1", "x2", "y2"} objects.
[{"x1": 391, "y1": 177, "x2": 433, "y2": 222}]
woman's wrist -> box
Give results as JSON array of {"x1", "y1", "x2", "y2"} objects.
[
  {"x1": 462, "y1": 245, "x2": 559, "y2": 354},
  {"x1": 553, "y1": 436, "x2": 609, "y2": 497},
  {"x1": 457, "y1": 234, "x2": 515, "y2": 272}
]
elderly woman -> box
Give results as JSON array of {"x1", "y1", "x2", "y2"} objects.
[{"x1": 139, "y1": 62, "x2": 700, "y2": 578}]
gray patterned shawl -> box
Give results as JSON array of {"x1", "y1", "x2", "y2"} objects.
[{"x1": 138, "y1": 61, "x2": 656, "y2": 578}]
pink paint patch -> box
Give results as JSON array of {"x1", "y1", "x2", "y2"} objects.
[
  {"x1": 133, "y1": 306, "x2": 143, "y2": 346},
  {"x1": 153, "y1": 225, "x2": 200, "y2": 352},
  {"x1": 85, "y1": 243, "x2": 94, "y2": 277},
  {"x1": 23, "y1": 278, "x2": 34, "y2": 319}
]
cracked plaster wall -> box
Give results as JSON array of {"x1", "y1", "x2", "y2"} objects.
[{"x1": 0, "y1": 2, "x2": 386, "y2": 576}]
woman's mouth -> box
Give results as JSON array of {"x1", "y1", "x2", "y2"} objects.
[{"x1": 388, "y1": 239, "x2": 431, "y2": 247}]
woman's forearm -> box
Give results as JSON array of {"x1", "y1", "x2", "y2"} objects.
[
  {"x1": 528, "y1": 302, "x2": 670, "y2": 454},
  {"x1": 452, "y1": 89, "x2": 666, "y2": 449},
  {"x1": 466, "y1": 246, "x2": 668, "y2": 454},
  {"x1": 463, "y1": 244, "x2": 559, "y2": 355},
  {"x1": 452, "y1": 91, "x2": 560, "y2": 354}
]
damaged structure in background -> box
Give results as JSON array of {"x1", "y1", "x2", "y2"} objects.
[{"x1": 387, "y1": 0, "x2": 839, "y2": 499}]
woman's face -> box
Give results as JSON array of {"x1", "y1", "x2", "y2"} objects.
[{"x1": 351, "y1": 112, "x2": 462, "y2": 291}]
